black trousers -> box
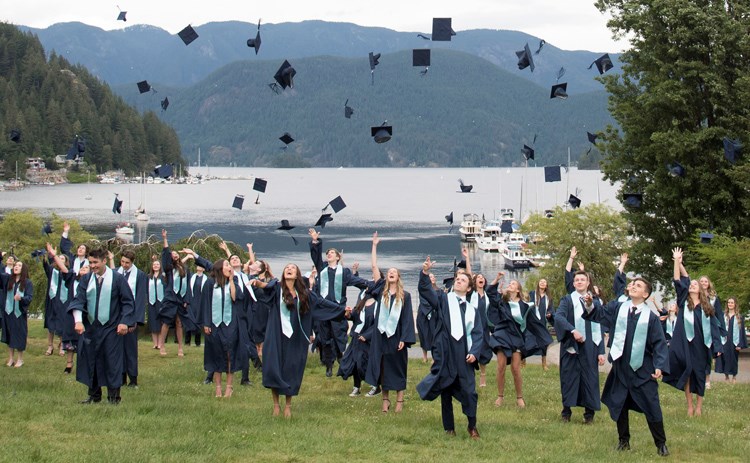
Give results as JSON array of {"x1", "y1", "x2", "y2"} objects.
[
  {"x1": 616, "y1": 393, "x2": 666, "y2": 447},
  {"x1": 89, "y1": 369, "x2": 121, "y2": 402},
  {"x1": 440, "y1": 377, "x2": 476, "y2": 431},
  {"x1": 562, "y1": 406, "x2": 595, "y2": 419},
  {"x1": 353, "y1": 369, "x2": 362, "y2": 388}
]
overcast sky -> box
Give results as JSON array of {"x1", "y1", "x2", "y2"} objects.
[{"x1": 0, "y1": 0, "x2": 628, "y2": 52}]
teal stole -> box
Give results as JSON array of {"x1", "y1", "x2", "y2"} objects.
[
  {"x1": 609, "y1": 301, "x2": 650, "y2": 370},
  {"x1": 683, "y1": 301, "x2": 712, "y2": 348},
  {"x1": 173, "y1": 271, "x2": 187, "y2": 298},
  {"x1": 666, "y1": 316, "x2": 676, "y2": 337},
  {"x1": 724, "y1": 315, "x2": 740, "y2": 346},
  {"x1": 509, "y1": 300, "x2": 526, "y2": 332},
  {"x1": 86, "y1": 268, "x2": 113, "y2": 324},
  {"x1": 73, "y1": 257, "x2": 89, "y2": 274},
  {"x1": 320, "y1": 265, "x2": 343, "y2": 302},
  {"x1": 4, "y1": 283, "x2": 23, "y2": 317},
  {"x1": 279, "y1": 290, "x2": 301, "y2": 338},
  {"x1": 353, "y1": 289, "x2": 367, "y2": 334},
  {"x1": 211, "y1": 283, "x2": 232, "y2": 326},
  {"x1": 118, "y1": 266, "x2": 138, "y2": 299},
  {"x1": 149, "y1": 276, "x2": 164, "y2": 304},
  {"x1": 470, "y1": 292, "x2": 492, "y2": 328},
  {"x1": 448, "y1": 292, "x2": 475, "y2": 350},
  {"x1": 377, "y1": 293, "x2": 402, "y2": 338},
  {"x1": 48, "y1": 268, "x2": 68, "y2": 302},
  {"x1": 571, "y1": 291, "x2": 602, "y2": 345}
]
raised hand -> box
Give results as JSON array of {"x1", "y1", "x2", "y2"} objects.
[
  {"x1": 352, "y1": 262, "x2": 360, "y2": 273},
  {"x1": 63, "y1": 222, "x2": 70, "y2": 233},
  {"x1": 308, "y1": 228, "x2": 319, "y2": 241},
  {"x1": 620, "y1": 253, "x2": 629, "y2": 265},
  {"x1": 372, "y1": 231, "x2": 380, "y2": 246},
  {"x1": 161, "y1": 229, "x2": 168, "y2": 239},
  {"x1": 45, "y1": 242, "x2": 56, "y2": 256},
  {"x1": 672, "y1": 247, "x2": 683, "y2": 262},
  {"x1": 577, "y1": 261, "x2": 585, "y2": 271},
  {"x1": 422, "y1": 255, "x2": 435, "y2": 273},
  {"x1": 569, "y1": 246, "x2": 577, "y2": 260},
  {"x1": 218, "y1": 241, "x2": 228, "y2": 251}
]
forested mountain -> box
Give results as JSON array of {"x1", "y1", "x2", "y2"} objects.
[
  {"x1": 114, "y1": 49, "x2": 613, "y2": 168},
  {"x1": 0, "y1": 23, "x2": 184, "y2": 178},
  {"x1": 23, "y1": 20, "x2": 619, "y2": 94}
]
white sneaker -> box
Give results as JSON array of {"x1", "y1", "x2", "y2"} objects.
[
  {"x1": 349, "y1": 387, "x2": 360, "y2": 397},
  {"x1": 365, "y1": 386, "x2": 381, "y2": 397}
]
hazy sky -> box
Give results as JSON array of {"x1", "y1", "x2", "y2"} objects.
[{"x1": 0, "y1": 0, "x2": 628, "y2": 52}]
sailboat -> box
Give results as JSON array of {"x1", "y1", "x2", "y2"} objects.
[
  {"x1": 84, "y1": 170, "x2": 92, "y2": 200},
  {"x1": 134, "y1": 172, "x2": 150, "y2": 221}
]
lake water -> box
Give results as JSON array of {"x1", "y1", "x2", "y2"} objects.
[{"x1": 0, "y1": 167, "x2": 619, "y2": 297}]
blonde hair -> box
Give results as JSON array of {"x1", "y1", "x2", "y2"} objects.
[
  {"x1": 382, "y1": 268, "x2": 404, "y2": 308},
  {"x1": 503, "y1": 279, "x2": 528, "y2": 303}
]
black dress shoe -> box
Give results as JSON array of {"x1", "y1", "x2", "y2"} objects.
[
  {"x1": 240, "y1": 379, "x2": 252, "y2": 386},
  {"x1": 583, "y1": 416, "x2": 594, "y2": 425},
  {"x1": 63, "y1": 366, "x2": 72, "y2": 374},
  {"x1": 107, "y1": 397, "x2": 121, "y2": 405},
  {"x1": 203, "y1": 378, "x2": 213, "y2": 385},
  {"x1": 325, "y1": 366, "x2": 333, "y2": 377},
  {"x1": 658, "y1": 444, "x2": 669, "y2": 457},
  {"x1": 80, "y1": 397, "x2": 101, "y2": 404},
  {"x1": 561, "y1": 415, "x2": 571, "y2": 423},
  {"x1": 616, "y1": 440, "x2": 630, "y2": 451},
  {"x1": 445, "y1": 430, "x2": 456, "y2": 436}
]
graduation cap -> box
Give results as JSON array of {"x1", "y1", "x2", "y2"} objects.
[
  {"x1": 154, "y1": 164, "x2": 173, "y2": 179},
  {"x1": 160, "y1": 97, "x2": 169, "y2": 111},
  {"x1": 247, "y1": 19, "x2": 261, "y2": 54},
  {"x1": 277, "y1": 220, "x2": 298, "y2": 245},
  {"x1": 544, "y1": 166, "x2": 561, "y2": 182},
  {"x1": 232, "y1": 194, "x2": 244, "y2": 210},
  {"x1": 667, "y1": 162, "x2": 686, "y2": 177},
  {"x1": 588, "y1": 53, "x2": 614, "y2": 74},
  {"x1": 344, "y1": 99, "x2": 354, "y2": 119},
  {"x1": 279, "y1": 133, "x2": 294, "y2": 145},
  {"x1": 66, "y1": 136, "x2": 85, "y2": 160},
  {"x1": 274, "y1": 60, "x2": 296, "y2": 89},
  {"x1": 112, "y1": 195, "x2": 123, "y2": 214},
  {"x1": 42, "y1": 222, "x2": 52, "y2": 236},
  {"x1": 458, "y1": 178, "x2": 473, "y2": 193},
  {"x1": 432, "y1": 18, "x2": 456, "y2": 41},
  {"x1": 587, "y1": 132, "x2": 598, "y2": 144},
  {"x1": 137, "y1": 80, "x2": 152, "y2": 94},
  {"x1": 568, "y1": 194, "x2": 582, "y2": 209},
  {"x1": 9, "y1": 129, "x2": 20, "y2": 143},
  {"x1": 177, "y1": 25, "x2": 199, "y2": 46},
  {"x1": 521, "y1": 144, "x2": 535, "y2": 161},
  {"x1": 699, "y1": 232, "x2": 714, "y2": 244},
  {"x1": 550, "y1": 82, "x2": 568, "y2": 99},
  {"x1": 516, "y1": 43, "x2": 535, "y2": 72},
  {"x1": 442, "y1": 276, "x2": 455, "y2": 289},
  {"x1": 723, "y1": 137, "x2": 742, "y2": 164},
  {"x1": 117, "y1": 11, "x2": 127, "y2": 22},
  {"x1": 253, "y1": 178, "x2": 267, "y2": 193},
  {"x1": 323, "y1": 196, "x2": 346, "y2": 213},
  {"x1": 368, "y1": 52, "x2": 381, "y2": 85},
  {"x1": 413, "y1": 49, "x2": 431, "y2": 67},
  {"x1": 315, "y1": 213, "x2": 334, "y2": 228},
  {"x1": 445, "y1": 211, "x2": 454, "y2": 233},
  {"x1": 371, "y1": 124, "x2": 392, "y2": 144},
  {"x1": 623, "y1": 193, "x2": 643, "y2": 208}
]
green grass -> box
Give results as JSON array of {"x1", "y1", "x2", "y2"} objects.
[{"x1": 1, "y1": 321, "x2": 749, "y2": 463}]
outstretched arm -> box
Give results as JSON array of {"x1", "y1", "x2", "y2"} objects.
[
  {"x1": 46, "y1": 243, "x2": 69, "y2": 273},
  {"x1": 462, "y1": 247, "x2": 472, "y2": 276},
  {"x1": 218, "y1": 240, "x2": 231, "y2": 259},
  {"x1": 371, "y1": 232, "x2": 381, "y2": 282},
  {"x1": 308, "y1": 228, "x2": 324, "y2": 273}
]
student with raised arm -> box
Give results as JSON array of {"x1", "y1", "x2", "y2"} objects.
[
  {"x1": 43, "y1": 242, "x2": 69, "y2": 356},
  {"x1": 1, "y1": 258, "x2": 33, "y2": 368},
  {"x1": 44, "y1": 242, "x2": 79, "y2": 373},
  {"x1": 554, "y1": 252, "x2": 605, "y2": 424},
  {"x1": 157, "y1": 229, "x2": 194, "y2": 357},
  {"x1": 528, "y1": 278, "x2": 554, "y2": 371},
  {"x1": 584, "y1": 275, "x2": 670, "y2": 456},
  {"x1": 417, "y1": 255, "x2": 483, "y2": 439},
  {"x1": 613, "y1": 253, "x2": 631, "y2": 302},
  {"x1": 460, "y1": 248, "x2": 493, "y2": 387},
  {"x1": 663, "y1": 248, "x2": 722, "y2": 416},
  {"x1": 365, "y1": 232, "x2": 415, "y2": 414}
]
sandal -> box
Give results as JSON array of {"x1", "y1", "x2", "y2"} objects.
[
  {"x1": 223, "y1": 385, "x2": 233, "y2": 398},
  {"x1": 44, "y1": 345, "x2": 54, "y2": 356},
  {"x1": 6, "y1": 359, "x2": 13, "y2": 367},
  {"x1": 395, "y1": 399, "x2": 404, "y2": 413},
  {"x1": 494, "y1": 395, "x2": 504, "y2": 407},
  {"x1": 177, "y1": 349, "x2": 184, "y2": 358},
  {"x1": 382, "y1": 398, "x2": 391, "y2": 413},
  {"x1": 64, "y1": 361, "x2": 73, "y2": 374},
  {"x1": 215, "y1": 385, "x2": 222, "y2": 398},
  {"x1": 14, "y1": 360, "x2": 23, "y2": 368},
  {"x1": 516, "y1": 397, "x2": 526, "y2": 408}
]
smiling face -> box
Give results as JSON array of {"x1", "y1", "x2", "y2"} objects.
[
  {"x1": 229, "y1": 255, "x2": 242, "y2": 268},
  {"x1": 538, "y1": 279, "x2": 547, "y2": 290},
  {"x1": 120, "y1": 256, "x2": 133, "y2": 271},
  {"x1": 283, "y1": 264, "x2": 298, "y2": 280},
  {"x1": 629, "y1": 279, "x2": 649, "y2": 301},
  {"x1": 474, "y1": 274, "x2": 486, "y2": 289},
  {"x1": 171, "y1": 250, "x2": 180, "y2": 262},
  {"x1": 88, "y1": 256, "x2": 105, "y2": 275},
  {"x1": 5, "y1": 255, "x2": 15, "y2": 267},
  {"x1": 506, "y1": 280, "x2": 521, "y2": 298},
  {"x1": 688, "y1": 279, "x2": 700, "y2": 295},
  {"x1": 727, "y1": 298, "x2": 736, "y2": 311},
  {"x1": 151, "y1": 260, "x2": 161, "y2": 273},
  {"x1": 573, "y1": 273, "x2": 589, "y2": 293},
  {"x1": 222, "y1": 260, "x2": 233, "y2": 278},
  {"x1": 326, "y1": 248, "x2": 340, "y2": 266},
  {"x1": 76, "y1": 245, "x2": 87, "y2": 257},
  {"x1": 699, "y1": 276, "x2": 710, "y2": 290}
]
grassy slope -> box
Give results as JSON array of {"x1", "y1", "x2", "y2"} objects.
[{"x1": 1, "y1": 321, "x2": 748, "y2": 463}]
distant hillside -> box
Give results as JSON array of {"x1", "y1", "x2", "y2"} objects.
[
  {"x1": 113, "y1": 49, "x2": 614, "y2": 168},
  {"x1": 0, "y1": 23, "x2": 185, "y2": 177},
  {"x1": 23, "y1": 20, "x2": 619, "y2": 94}
]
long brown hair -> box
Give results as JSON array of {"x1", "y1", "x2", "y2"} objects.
[
  {"x1": 534, "y1": 279, "x2": 550, "y2": 306},
  {"x1": 211, "y1": 259, "x2": 231, "y2": 287},
  {"x1": 258, "y1": 260, "x2": 274, "y2": 281},
  {"x1": 282, "y1": 264, "x2": 310, "y2": 314},
  {"x1": 687, "y1": 284, "x2": 715, "y2": 317},
  {"x1": 699, "y1": 275, "x2": 717, "y2": 298},
  {"x1": 502, "y1": 279, "x2": 528, "y2": 303},
  {"x1": 172, "y1": 252, "x2": 186, "y2": 278},
  {"x1": 725, "y1": 297, "x2": 742, "y2": 326},
  {"x1": 8, "y1": 261, "x2": 29, "y2": 292},
  {"x1": 382, "y1": 268, "x2": 405, "y2": 308}
]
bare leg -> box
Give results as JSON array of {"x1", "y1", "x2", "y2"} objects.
[
  {"x1": 542, "y1": 355, "x2": 548, "y2": 371},
  {"x1": 151, "y1": 332, "x2": 159, "y2": 349},
  {"x1": 14, "y1": 350, "x2": 24, "y2": 367},
  {"x1": 158, "y1": 324, "x2": 170, "y2": 356},
  {"x1": 272, "y1": 389, "x2": 281, "y2": 416},
  {"x1": 257, "y1": 343, "x2": 263, "y2": 359},
  {"x1": 224, "y1": 356, "x2": 233, "y2": 397},
  {"x1": 214, "y1": 372, "x2": 222, "y2": 397},
  {"x1": 695, "y1": 394, "x2": 703, "y2": 417},
  {"x1": 685, "y1": 378, "x2": 694, "y2": 417},
  {"x1": 45, "y1": 332, "x2": 54, "y2": 355},
  {"x1": 422, "y1": 348, "x2": 428, "y2": 362},
  {"x1": 382, "y1": 390, "x2": 391, "y2": 412},
  {"x1": 511, "y1": 352, "x2": 524, "y2": 407},
  {"x1": 495, "y1": 354, "x2": 507, "y2": 406},
  {"x1": 176, "y1": 317, "x2": 184, "y2": 357},
  {"x1": 395, "y1": 390, "x2": 405, "y2": 412},
  {"x1": 479, "y1": 363, "x2": 487, "y2": 387},
  {"x1": 6, "y1": 348, "x2": 13, "y2": 366},
  {"x1": 284, "y1": 396, "x2": 292, "y2": 418}
]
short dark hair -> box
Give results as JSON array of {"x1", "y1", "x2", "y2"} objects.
[
  {"x1": 632, "y1": 277, "x2": 652, "y2": 298},
  {"x1": 573, "y1": 270, "x2": 589, "y2": 281},
  {"x1": 121, "y1": 250, "x2": 136, "y2": 261},
  {"x1": 88, "y1": 248, "x2": 107, "y2": 260}
]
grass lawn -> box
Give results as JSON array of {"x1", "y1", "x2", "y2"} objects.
[{"x1": 1, "y1": 321, "x2": 748, "y2": 463}]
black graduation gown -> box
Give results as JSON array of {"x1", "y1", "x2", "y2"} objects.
[
  {"x1": 0, "y1": 271, "x2": 33, "y2": 351},
  {"x1": 416, "y1": 271, "x2": 484, "y2": 418},
  {"x1": 186, "y1": 272, "x2": 207, "y2": 327},
  {"x1": 251, "y1": 279, "x2": 271, "y2": 344},
  {"x1": 310, "y1": 240, "x2": 369, "y2": 357},
  {"x1": 416, "y1": 293, "x2": 433, "y2": 352},
  {"x1": 337, "y1": 302, "x2": 376, "y2": 381},
  {"x1": 663, "y1": 277, "x2": 722, "y2": 397},
  {"x1": 159, "y1": 247, "x2": 197, "y2": 331},
  {"x1": 146, "y1": 274, "x2": 166, "y2": 334},
  {"x1": 60, "y1": 272, "x2": 79, "y2": 348},
  {"x1": 200, "y1": 276, "x2": 246, "y2": 373},
  {"x1": 528, "y1": 290, "x2": 554, "y2": 356},
  {"x1": 468, "y1": 290, "x2": 494, "y2": 365},
  {"x1": 118, "y1": 266, "x2": 148, "y2": 379},
  {"x1": 256, "y1": 280, "x2": 346, "y2": 396},
  {"x1": 714, "y1": 316, "x2": 747, "y2": 376},
  {"x1": 554, "y1": 293, "x2": 605, "y2": 411},
  {"x1": 586, "y1": 300, "x2": 669, "y2": 422},
  {"x1": 365, "y1": 287, "x2": 416, "y2": 391},
  {"x1": 486, "y1": 285, "x2": 550, "y2": 359},
  {"x1": 68, "y1": 271, "x2": 135, "y2": 389},
  {"x1": 43, "y1": 258, "x2": 66, "y2": 335}
]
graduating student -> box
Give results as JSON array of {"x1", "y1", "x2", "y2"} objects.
[
  {"x1": 661, "y1": 302, "x2": 678, "y2": 344},
  {"x1": 1, "y1": 259, "x2": 33, "y2": 368},
  {"x1": 308, "y1": 228, "x2": 369, "y2": 377},
  {"x1": 698, "y1": 274, "x2": 724, "y2": 390},
  {"x1": 146, "y1": 257, "x2": 166, "y2": 350},
  {"x1": 417, "y1": 256, "x2": 483, "y2": 439},
  {"x1": 45, "y1": 242, "x2": 81, "y2": 374},
  {"x1": 585, "y1": 276, "x2": 670, "y2": 456},
  {"x1": 715, "y1": 297, "x2": 747, "y2": 384},
  {"x1": 60, "y1": 222, "x2": 89, "y2": 275},
  {"x1": 555, "y1": 247, "x2": 605, "y2": 423},
  {"x1": 469, "y1": 273, "x2": 494, "y2": 386},
  {"x1": 110, "y1": 250, "x2": 148, "y2": 387},
  {"x1": 158, "y1": 229, "x2": 194, "y2": 357},
  {"x1": 416, "y1": 272, "x2": 438, "y2": 363},
  {"x1": 338, "y1": 284, "x2": 380, "y2": 397},
  {"x1": 249, "y1": 263, "x2": 347, "y2": 418},
  {"x1": 528, "y1": 278, "x2": 554, "y2": 371},
  {"x1": 250, "y1": 259, "x2": 274, "y2": 361},
  {"x1": 68, "y1": 248, "x2": 135, "y2": 404},
  {"x1": 185, "y1": 261, "x2": 208, "y2": 347},
  {"x1": 3, "y1": 252, "x2": 15, "y2": 275},
  {"x1": 43, "y1": 245, "x2": 68, "y2": 356},
  {"x1": 200, "y1": 258, "x2": 246, "y2": 398},
  {"x1": 663, "y1": 248, "x2": 722, "y2": 417},
  {"x1": 365, "y1": 232, "x2": 416, "y2": 413}
]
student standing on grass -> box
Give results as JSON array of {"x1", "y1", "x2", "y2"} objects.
[
  {"x1": 663, "y1": 248, "x2": 722, "y2": 417},
  {"x1": 699, "y1": 274, "x2": 724, "y2": 391},
  {"x1": 715, "y1": 297, "x2": 746, "y2": 384},
  {"x1": 417, "y1": 256, "x2": 483, "y2": 439},
  {"x1": 69, "y1": 248, "x2": 135, "y2": 404},
  {"x1": 250, "y1": 263, "x2": 348, "y2": 418},
  {"x1": 1, "y1": 259, "x2": 33, "y2": 368},
  {"x1": 366, "y1": 232, "x2": 416, "y2": 414},
  {"x1": 45, "y1": 242, "x2": 81, "y2": 374},
  {"x1": 42, "y1": 245, "x2": 65, "y2": 357},
  {"x1": 528, "y1": 278, "x2": 554, "y2": 371},
  {"x1": 338, "y1": 283, "x2": 381, "y2": 397},
  {"x1": 416, "y1": 272, "x2": 437, "y2": 364},
  {"x1": 555, "y1": 247, "x2": 605, "y2": 423},
  {"x1": 584, "y1": 276, "x2": 670, "y2": 456},
  {"x1": 158, "y1": 229, "x2": 194, "y2": 358},
  {"x1": 146, "y1": 257, "x2": 166, "y2": 350},
  {"x1": 461, "y1": 248, "x2": 493, "y2": 388}
]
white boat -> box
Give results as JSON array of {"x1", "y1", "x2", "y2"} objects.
[
  {"x1": 115, "y1": 222, "x2": 135, "y2": 234},
  {"x1": 502, "y1": 244, "x2": 531, "y2": 269},
  {"x1": 458, "y1": 213, "x2": 483, "y2": 242},
  {"x1": 476, "y1": 220, "x2": 503, "y2": 252},
  {"x1": 134, "y1": 173, "x2": 150, "y2": 222}
]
